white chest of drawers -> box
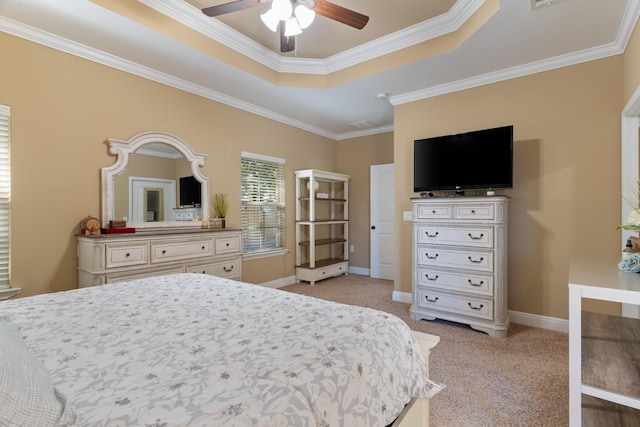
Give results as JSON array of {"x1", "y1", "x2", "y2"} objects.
[
  {"x1": 77, "y1": 229, "x2": 242, "y2": 287},
  {"x1": 410, "y1": 196, "x2": 509, "y2": 337}
]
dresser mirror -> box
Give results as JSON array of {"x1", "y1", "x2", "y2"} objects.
[{"x1": 101, "y1": 131, "x2": 209, "y2": 230}]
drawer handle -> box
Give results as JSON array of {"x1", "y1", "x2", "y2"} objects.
[
  {"x1": 468, "y1": 233, "x2": 484, "y2": 240},
  {"x1": 468, "y1": 256, "x2": 484, "y2": 264},
  {"x1": 471, "y1": 209, "x2": 476, "y2": 214},
  {"x1": 425, "y1": 253, "x2": 439, "y2": 260},
  {"x1": 425, "y1": 274, "x2": 439, "y2": 281},
  {"x1": 468, "y1": 279, "x2": 484, "y2": 287},
  {"x1": 226, "y1": 243, "x2": 230, "y2": 247},
  {"x1": 223, "y1": 265, "x2": 234, "y2": 272},
  {"x1": 162, "y1": 250, "x2": 167, "y2": 255},
  {"x1": 425, "y1": 296, "x2": 439, "y2": 303},
  {"x1": 202, "y1": 246, "x2": 206, "y2": 250},
  {"x1": 425, "y1": 231, "x2": 439, "y2": 238},
  {"x1": 432, "y1": 210, "x2": 436, "y2": 214},
  {"x1": 125, "y1": 253, "x2": 130, "y2": 257},
  {"x1": 468, "y1": 302, "x2": 484, "y2": 310}
]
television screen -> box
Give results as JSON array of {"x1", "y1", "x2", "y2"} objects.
[
  {"x1": 179, "y1": 176, "x2": 201, "y2": 206},
  {"x1": 414, "y1": 125, "x2": 513, "y2": 193}
]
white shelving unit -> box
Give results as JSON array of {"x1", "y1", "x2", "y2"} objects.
[
  {"x1": 295, "y1": 169, "x2": 350, "y2": 285},
  {"x1": 568, "y1": 256, "x2": 640, "y2": 426}
]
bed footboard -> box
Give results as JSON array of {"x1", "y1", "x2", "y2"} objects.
[{"x1": 392, "y1": 331, "x2": 440, "y2": 427}]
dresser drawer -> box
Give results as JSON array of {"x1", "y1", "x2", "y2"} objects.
[
  {"x1": 416, "y1": 225, "x2": 493, "y2": 248},
  {"x1": 105, "y1": 265, "x2": 185, "y2": 284},
  {"x1": 417, "y1": 267, "x2": 493, "y2": 295},
  {"x1": 188, "y1": 258, "x2": 240, "y2": 278},
  {"x1": 453, "y1": 203, "x2": 494, "y2": 220},
  {"x1": 105, "y1": 243, "x2": 148, "y2": 268},
  {"x1": 416, "y1": 288, "x2": 493, "y2": 320},
  {"x1": 418, "y1": 247, "x2": 493, "y2": 272},
  {"x1": 215, "y1": 234, "x2": 241, "y2": 255},
  {"x1": 414, "y1": 203, "x2": 451, "y2": 219},
  {"x1": 151, "y1": 239, "x2": 214, "y2": 263}
]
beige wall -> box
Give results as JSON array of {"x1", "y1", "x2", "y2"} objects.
[
  {"x1": 394, "y1": 56, "x2": 624, "y2": 320},
  {"x1": 336, "y1": 132, "x2": 394, "y2": 269},
  {"x1": 0, "y1": 32, "x2": 338, "y2": 297},
  {"x1": 625, "y1": 15, "x2": 640, "y2": 104}
]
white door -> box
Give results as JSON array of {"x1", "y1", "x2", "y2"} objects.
[
  {"x1": 370, "y1": 164, "x2": 395, "y2": 279},
  {"x1": 130, "y1": 177, "x2": 176, "y2": 222}
]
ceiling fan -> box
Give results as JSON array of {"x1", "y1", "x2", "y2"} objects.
[{"x1": 201, "y1": 0, "x2": 369, "y2": 53}]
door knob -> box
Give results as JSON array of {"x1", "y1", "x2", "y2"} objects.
[{"x1": 371, "y1": 225, "x2": 376, "y2": 230}]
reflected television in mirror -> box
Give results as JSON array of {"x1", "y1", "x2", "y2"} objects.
[{"x1": 179, "y1": 176, "x2": 202, "y2": 207}]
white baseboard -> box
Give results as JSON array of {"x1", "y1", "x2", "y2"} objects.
[
  {"x1": 393, "y1": 290, "x2": 413, "y2": 304},
  {"x1": 349, "y1": 266, "x2": 370, "y2": 276},
  {"x1": 509, "y1": 310, "x2": 568, "y2": 333},
  {"x1": 260, "y1": 275, "x2": 297, "y2": 289},
  {"x1": 393, "y1": 291, "x2": 568, "y2": 333}
]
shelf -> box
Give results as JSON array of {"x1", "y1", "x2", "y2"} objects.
[
  {"x1": 297, "y1": 220, "x2": 348, "y2": 225},
  {"x1": 297, "y1": 258, "x2": 347, "y2": 269},
  {"x1": 582, "y1": 311, "x2": 640, "y2": 402},
  {"x1": 299, "y1": 238, "x2": 346, "y2": 246},
  {"x1": 298, "y1": 197, "x2": 347, "y2": 202},
  {"x1": 581, "y1": 395, "x2": 640, "y2": 426}
]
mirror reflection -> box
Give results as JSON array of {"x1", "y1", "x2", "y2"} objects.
[
  {"x1": 102, "y1": 131, "x2": 209, "y2": 229},
  {"x1": 113, "y1": 144, "x2": 197, "y2": 222}
]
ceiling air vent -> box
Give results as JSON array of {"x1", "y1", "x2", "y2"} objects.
[
  {"x1": 530, "y1": 0, "x2": 558, "y2": 10},
  {"x1": 349, "y1": 120, "x2": 375, "y2": 129}
]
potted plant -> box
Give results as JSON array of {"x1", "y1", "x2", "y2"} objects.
[{"x1": 213, "y1": 193, "x2": 229, "y2": 228}]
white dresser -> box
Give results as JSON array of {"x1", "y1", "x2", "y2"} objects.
[
  {"x1": 410, "y1": 196, "x2": 509, "y2": 337},
  {"x1": 77, "y1": 229, "x2": 242, "y2": 287}
]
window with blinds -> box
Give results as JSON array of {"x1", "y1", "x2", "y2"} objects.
[
  {"x1": 0, "y1": 105, "x2": 10, "y2": 288},
  {"x1": 241, "y1": 152, "x2": 285, "y2": 255}
]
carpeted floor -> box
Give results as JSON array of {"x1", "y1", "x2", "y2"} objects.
[{"x1": 280, "y1": 274, "x2": 569, "y2": 427}]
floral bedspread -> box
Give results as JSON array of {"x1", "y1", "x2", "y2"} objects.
[{"x1": 1, "y1": 273, "x2": 442, "y2": 426}]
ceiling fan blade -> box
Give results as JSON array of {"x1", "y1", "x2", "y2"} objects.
[
  {"x1": 314, "y1": 0, "x2": 369, "y2": 30},
  {"x1": 280, "y1": 25, "x2": 296, "y2": 52},
  {"x1": 202, "y1": 0, "x2": 263, "y2": 17}
]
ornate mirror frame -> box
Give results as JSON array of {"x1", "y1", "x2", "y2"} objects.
[{"x1": 101, "y1": 131, "x2": 209, "y2": 230}]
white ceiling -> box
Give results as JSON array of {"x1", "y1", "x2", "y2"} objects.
[{"x1": 0, "y1": 0, "x2": 637, "y2": 139}]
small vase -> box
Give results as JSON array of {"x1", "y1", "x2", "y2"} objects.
[{"x1": 221, "y1": 218, "x2": 226, "y2": 228}]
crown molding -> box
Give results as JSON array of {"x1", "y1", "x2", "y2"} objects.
[
  {"x1": 390, "y1": 0, "x2": 640, "y2": 106},
  {"x1": 0, "y1": 15, "x2": 336, "y2": 140},
  {"x1": 143, "y1": 0, "x2": 486, "y2": 75},
  {"x1": 2, "y1": 0, "x2": 639, "y2": 141},
  {"x1": 389, "y1": 42, "x2": 624, "y2": 106},
  {"x1": 336, "y1": 125, "x2": 394, "y2": 141}
]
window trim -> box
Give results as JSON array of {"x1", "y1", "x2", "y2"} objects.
[
  {"x1": 0, "y1": 105, "x2": 16, "y2": 299},
  {"x1": 240, "y1": 151, "x2": 286, "y2": 256}
]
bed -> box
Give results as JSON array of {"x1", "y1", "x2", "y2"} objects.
[{"x1": 0, "y1": 273, "x2": 442, "y2": 426}]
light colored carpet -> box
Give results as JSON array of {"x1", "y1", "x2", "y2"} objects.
[{"x1": 280, "y1": 274, "x2": 569, "y2": 427}]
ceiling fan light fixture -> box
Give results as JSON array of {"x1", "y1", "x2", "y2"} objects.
[
  {"x1": 272, "y1": 0, "x2": 293, "y2": 21},
  {"x1": 284, "y1": 17, "x2": 302, "y2": 36},
  {"x1": 294, "y1": 4, "x2": 315, "y2": 29},
  {"x1": 260, "y1": 9, "x2": 280, "y2": 32}
]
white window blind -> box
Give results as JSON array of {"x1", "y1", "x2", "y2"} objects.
[
  {"x1": 0, "y1": 105, "x2": 10, "y2": 288},
  {"x1": 241, "y1": 152, "x2": 285, "y2": 254}
]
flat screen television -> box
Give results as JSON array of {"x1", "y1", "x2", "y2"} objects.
[
  {"x1": 179, "y1": 176, "x2": 201, "y2": 207},
  {"x1": 414, "y1": 125, "x2": 513, "y2": 194}
]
